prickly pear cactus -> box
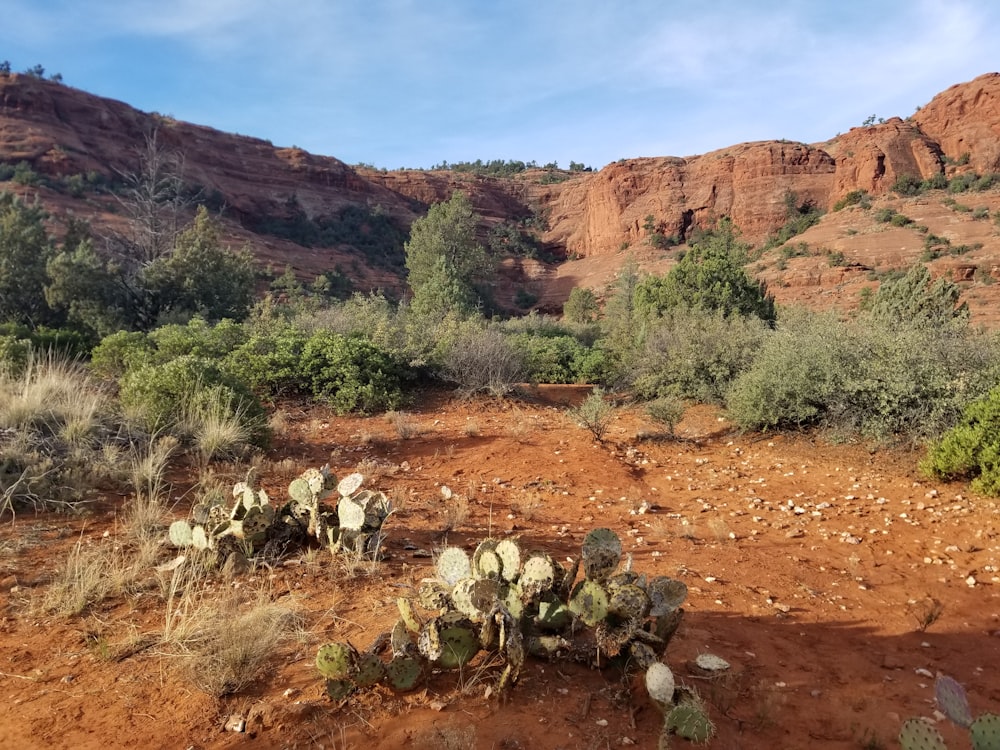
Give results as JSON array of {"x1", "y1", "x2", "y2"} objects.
[
  {"x1": 666, "y1": 699, "x2": 715, "y2": 744},
  {"x1": 495, "y1": 538, "x2": 522, "y2": 581},
  {"x1": 971, "y1": 714, "x2": 1000, "y2": 750},
  {"x1": 899, "y1": 718, "x2": 948, "y2": 750},
  {"x1": 168, "y1": 520, "x2": 194, "y2": 548},
  {"x1": 582, "y1": 528, "x2": 622, "y2": 582},
  {"x1": 519, "y1": 554, "x2": 556, "y2": 598},
  {"x1": 337, "y1": 472, "x2": 364, "y2": 497},
  {"x1": 647, "y1": 576, "x2": 688, "y2": 616},
  {"x1": 385, "y1": 654, "x2": 423, "y2": 692},
  {"x1": 316, "y1": 642, "x2": 355, "y2": 681},
  {"x1": 645, "y1": 662, "x2": 676, "y2": 710},
  {"x1": 569, "y1": 579, "x2": 609, "y2": 627},
  {"x1": 937, "y1": 675, "x2": 974, "y2": 728},
  {"x1": 436, "y1": 546, "x2": 472, "y2": 585}
]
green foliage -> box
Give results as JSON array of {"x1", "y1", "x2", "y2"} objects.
[
  {"x1": 405, "y1": 191, "x2": 493, "y2": 316},
  {"x1": 645, "y1": 396, "x2": 685, "y2": 438},
  {"x1": 567, "y1": 387, "x2": 617, "y2": 441},
  {"x1": 0, "y1": 192, "x2": 57, "y2": 326},
  {"x1": 727, "y1": 309, "x2": 1000, "y2": 442},
  {"x1": 299, "y1": 332, "x2": 409, "y2": 414},
  {"x1": 563, "y1": 287, "x2": 600, "y2": 324},
  {"x1": 832, "y1": 190, "x2": 870, "y2": 211},
  {"x1": 88, "y1": 330, "x2": 155, "y2": 380},
  {"x1": 223, "y1": 326, "x2": 308, "y2": 396},
  {"x1": 634, "y1": 220, "x2": 776, "y2": 324},
  {"x1": 144, "y1": 206, "x2": 256, "y2": 323},
  {"x1": 760, "y1": 191, "x2": 823, "y2": 250},
  {"x1": 45, "y1": 239, "x2": 130, "y2": 336},
  {"x1": 631, "y1": 310, "x2": 770, "y2": 404},
  {"x1": 511, "y1": 332, "x2": 606, "y2": 384},
  {"x1": 249, "y1": 201, "x2": 406, "y2": 269},
  {"x1": 923, "y1": 387, "x2": 1000, "y2": 495},
  {"x1": 868, "y1": 264, "x2": 967, "y2": 327},
  {"x1": 119, "y1": 354, "x2": 267, "y2": 444}
]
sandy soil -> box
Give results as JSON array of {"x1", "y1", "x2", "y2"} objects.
[{"x1": 1, "y1": 387, "x2": 998, "y2": 749}]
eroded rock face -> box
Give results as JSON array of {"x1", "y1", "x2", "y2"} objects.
[
  {"x1": 1, "y1": 71, "x2": 997, "y2": 271},
  {"x1": 913, "y1": 72, "x2": 1000, "y2": 173}
]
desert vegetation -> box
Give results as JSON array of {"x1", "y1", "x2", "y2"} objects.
[{"x1": 3, "y1": 159, "x2": 1000, "y2": 748}]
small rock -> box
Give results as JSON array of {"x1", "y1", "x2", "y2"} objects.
[
  {"x1": 225, "y1": 714, "x2": 246, "y2": 733},
  {"x1": 915, "y1": 668, "x2": 934, "y2": 678},
  {"x1": 595, "y1": 719, "x2": 609, "y2": 727},
  {"x1": 785, "y1": 529, "x2": 805, "y2": 539}
]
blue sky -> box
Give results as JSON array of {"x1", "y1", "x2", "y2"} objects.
[{"x1": 2, "y1": 1, "x2": 998, "y2": 170}]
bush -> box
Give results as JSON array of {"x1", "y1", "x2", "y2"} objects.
[
  {"x1": 119, "y1": 355, "x2": 267, "y2": 445},
  {"x1": 727, "y1": 309, "x2": 1000, "y2": 442},
  {"x1": 567, "y1": 387, "x2": 616, "y2": 441},
  {"x1": 646, "y1": 396, "x2": 685, "y2": 438},
  {"x1": 512, "y1": 333, "x2": 600, "y2": 384},
  {"x1": 632, "y1": 310, "x2": 769, "y2": 404},
  {"x1": 223, "y1": 327, "x2": 308, "y2": 396},
  {"x1": 299, "y1": 332, "x2": 409, "y2": 414},
  {"x1": 439, "y1": 327, "x2": 526, "y2": 397},
  {"x1": 923, "y1": 387, "x2": 1000, "y2": 495},
  {"x1": 148, "y1": 317, "x2": 247, "y2": 362},
  {"x1": 89, "y1": 331, "x2": 155, "y2": 380}
]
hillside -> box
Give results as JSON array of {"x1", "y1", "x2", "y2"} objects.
[{"x1": 3, "y1": 71, "x2": 1000, "y2": 319}]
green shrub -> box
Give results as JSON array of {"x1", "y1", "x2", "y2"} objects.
[
  {"x1": 832, "y1": 190, "x2": 870, "y2": 211},
  {"x1": 632, "y1": 310, "x2": 769, "y2": 404},
  {"x1": 299, "y1": 332, "x2": 409, "y2": 414},
  {"x1": 512, "y1": 333, "x2": 600, "y2": 384},
  {"x1": 645, "y1": 396, "x2": 685, "y2": 438},
  {"x1": 892, "y1": 175, "x2": 923, "y2": 196},
  {"x1": 119, "y1": 355, "x2": 267, "y2": 445},
  {"x1": 89, "y1": 331, "x2": 155, "y2": 380},
  {"x1": 0, "y1": 335, "x2": 31, "y2": 374},
  {"x1": 223, "y1": 327, "x2": 308, "y2": 395},
  {"x1": 567, "y1": 387, "x2": 616, "y2": 441},
  {"x1": 923, "y1": 386, "x2": 1000, "y2": 495},
  {"x1": 148, "y1": 317, "x2": 247, "y2": 362}
]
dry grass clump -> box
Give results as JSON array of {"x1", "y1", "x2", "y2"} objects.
[
  {"x1": 164, "y1": 576, "x2": 300, "y2": 696},
  {"x1": 0, "y1": 353, "x2": 135, "y2": 515},
  {"x1": 385, "y1": 410, "x2": 420, "y2": 439},
  {"x1": 37, "y1": 534, "x2": 159, "y2": 617}
]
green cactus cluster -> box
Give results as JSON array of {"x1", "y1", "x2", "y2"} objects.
[
  {"x1": 899, "y1": 675, "x2": 1000, "y2": 750},
  {"x1": 168, "y1": 479, "x2": 275, "y2": 553},
  {"x1": 315, "y1": 527, "x2": 690, "y2": 710},
  {"x1": 168, "y1": 465, "x2": 393, "y2": 562}
]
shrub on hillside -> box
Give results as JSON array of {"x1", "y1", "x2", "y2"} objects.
[
  {"x1": 119, "y1": 355, "x2": 267, "y2": 445},
  {"x1": 223, "y1": 327, "x2": 309, "y2": 396},
  {"x1": 923, "y1": 387, "x2": 1000, "y2": 495},
  {"x1": 439, "y1": 327, "x2": 527, "y2": 397},
  {"x1": 299, "y1": 332, "x2": 409, "y2": 414},
  {"x1": 632, "y1": 310, "x2": 769, "y2": 404}
]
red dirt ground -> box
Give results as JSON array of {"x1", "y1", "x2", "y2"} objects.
[{"x1": 1, "y1": 387, "x2": 999, "y2": 749}]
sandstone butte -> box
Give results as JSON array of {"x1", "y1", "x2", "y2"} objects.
[{"x1": 2, "y1": 70, "x2": 1000, "y2": 322}]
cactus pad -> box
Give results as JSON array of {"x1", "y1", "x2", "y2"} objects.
[
  {"x1": 629, "y1": 641, "x2": 658, "y2": 670},
  {"x1": 353, "y1": 652, "x2": 384, "y2": 688},
  {"x1": 936, "y1": 675, "x2": 974, "y2": 728},
  {"x1": 436, "y1": 546, "x2": 472, "y2": 585},
  {"x1": 582, "y1": 528, "x2": 622, "y2": 582},
  {"x1": 666, "y1": 700, "x2": 715, "y2": 744},
  {"x1": 397, "y1": 597, "x2": 422, "y2": 633},
  {"x1": 970, "y1": 714, "x2": 1000, "y2": 750},
  {"x1": 288, "y1": 477, "x2": 314, "y2": 505},
  {"x1": 647, "y1": 576, "x2": 688, "y2": 615},
  {"x1": 191, "y1": 524, "x2": 210, "y2": 550},
  {"x1": 569, "y1": 579, "x2": 609, "y2": 627},
  {"x1": 520, "y1": 554, "x2": 556, "y2": 597},
  {"x1": 437, "y1": 623, "x2": 481, "y2": 669},
  {"x1": 325, "y1": 678, "x2": 355, "y2": 701},
  {"x1": 495, "y1": 539, "x2": 522, "y2": 581},
  {"x1": 418, "y1": 579, "x2": 452, "y2": 610},
  {"x1": 646, "y1": 662, "x2": 676, "y2": 709},
  {"x1": 390, "y1": 619, "x2": 414, "y2": 656},
  {"x1": 475, "y1": 548, "x2": 503, "y2": 580},
  {"x1": 450, "y1": 577, "x2": 483, "y2": 621},
  {"x1": 337, "y1": 472, "x2": 364, "y2": 497},
  {"x1": 898, "y1": 718, "x2": 947, "y2": 750},
  {"x1": 168, "y1": 520, "x2": 193, "y2": 547},
  {"x1": 316, "y1": 642, "x2": 356, "y2": 681},
  {"x1": 536, "y1": 600, "x2": 573, "y2": 631},
  {"x1": 385, "y1": 655, "x2": 423, "y2": 692},
  {"x1": 609, "y1": 582, "x2": 651, "y2": 621},
  {"x1": 336, "y1": 496, "x2": 366, "y2": 532}
]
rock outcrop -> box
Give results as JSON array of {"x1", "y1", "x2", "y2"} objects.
[{"x1": 2, "y1": 70, "x2": 999, "y2": 291}]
